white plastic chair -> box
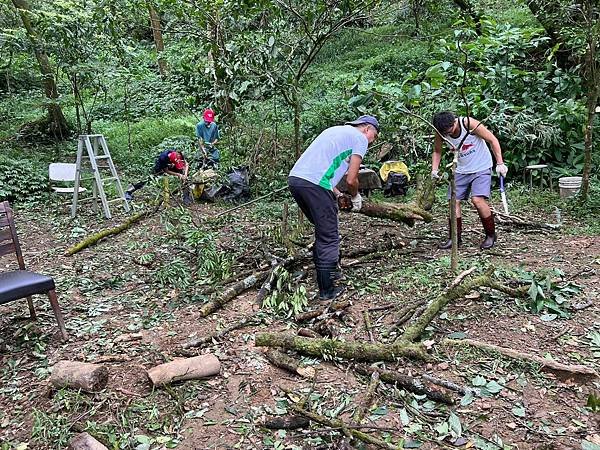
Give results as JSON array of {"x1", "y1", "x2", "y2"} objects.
[{"x1": 49, "y1": 163, "x2": 87, "y2": 195}]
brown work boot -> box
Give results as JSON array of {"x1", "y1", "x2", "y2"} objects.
[
  {"x1": 480, "y1": 214, "x2": 496, "y2": 249},
  {"x1": 438, "y1": 217, "x2": 462, "y2": 249}
]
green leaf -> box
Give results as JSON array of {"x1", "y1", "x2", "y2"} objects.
[
  {"x1": 472, "y1": 375, "x2": 487, "y2": 386},
  {"x1": 485, "y1": 381, "x2": 503, "y2": 394},
  {"x1": 448, "y1": 412, "x2": 462, "y2": 437},
  {"x1": 400, "y1": 408, "x2": 410, "y2": 426},
  {"x1": 460, "y1": 391, "x2": 474, "y2": 406},
  {"x1": 512, "y1": 405, "x2": 526, "y2": 417}
]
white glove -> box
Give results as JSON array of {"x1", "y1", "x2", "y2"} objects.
[
  {"x1": 496, "y1": 163, "x2": 508, "y2": 177},
  {"x1": 351, "y1": 194, "x2": 362, "y2": 212},
  {"x1": 431, "y1": 170, "x2": 440, "y2": 180}
]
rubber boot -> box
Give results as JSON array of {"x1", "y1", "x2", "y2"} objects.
[
  {"x1": 182, "y1": 188, "x2": 193, "y2": 206},
  {"x1": 316, "y1": 266, "x2": 345, "y2": 300},
  {"x1": 438, "y1": 217, "x2": 462, "y2": 250},
  {"x1": 479, "y1": 213, "x2": 496, "y2": 249}
]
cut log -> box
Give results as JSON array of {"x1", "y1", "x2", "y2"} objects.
[
  {"x1": 445, "y1": 338, "x2": 598, "y2": 378},
  {"x1": 67, "y1": 432, "x2": 108, "y2": 450},
  {"x1": 264, "y1": 349, "x2": 316, "y2": 378},
  {"x1": 255, "y1": 332, "x2": 428, "y2": 362},
  {"x1": 147, "y1": 354, "x2": 221, "y2": 387},
  {"x1": 50, "y1": 361, "x2": 109, "y2": 392},
  {"x1": 356, "y1": 365, "x2": 453, "y2": 404},
  {"x1": 199, "y1": 270, "x2": 269, "y2": 317}
]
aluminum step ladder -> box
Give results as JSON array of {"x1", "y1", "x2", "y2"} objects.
[{"x1": 71, "y1": 134, "x2": 130, "y2": 219}]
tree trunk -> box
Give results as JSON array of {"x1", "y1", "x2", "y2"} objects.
[
  {"x1": 11, "y1": 0, "x2": 69, "y2": 139},
  {"x1": 580, "y1": 12, "x2": 599, "y2": 201},
  {"x1": 292, "y1": 88, "x2": 301, "y2": 158},
  {"x1": 357, "y1": 199, "x2": 433, "y2": 226},
  {"x1": 255, "y1": 332, "x2": 429, "y2": 361},
  {"x1": 148, "y1": 3, "x2": 167, "y2": 78}
]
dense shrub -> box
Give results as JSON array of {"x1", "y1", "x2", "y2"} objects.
[{"x1": 0, "y1": 150, "x2": 48, "y2": 203}]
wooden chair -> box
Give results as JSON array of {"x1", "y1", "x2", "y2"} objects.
[{"x1": 0, "y1": 201, "x2": 67, "y2": 340}]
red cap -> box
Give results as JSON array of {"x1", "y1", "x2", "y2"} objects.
[
  {"x1": 203, "y1": 108, "x2": 215, "y2": 123},
  {"x1": 168, "y1": 151, "x2": 185, "y2": 170}
]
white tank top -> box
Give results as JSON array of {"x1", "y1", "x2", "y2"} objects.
[{"x1": 445, "y1": 117, "x2": 492, "y2": 174}]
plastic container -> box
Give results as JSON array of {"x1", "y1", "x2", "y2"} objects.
[{"x1": 558, "y1": 176, "x2": 582, "y2": 198}]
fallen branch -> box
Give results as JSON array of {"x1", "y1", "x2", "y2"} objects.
[
  {"x1": 264, "y1": 349, "x2": 316, "y2": 378},
  {"x1": 288, "y1": 401, "x2": 402, "y2": 450},
  {"x1": 493, "y1": 209, "x2": 561, "y2": 230},
  {"x1": 182, "y1": 312, "x2": 261, "y2": 349},
  {"x1": 199, "y1": 270, "x2": 269, "y2": 317},
  {"x1": 399, "y1": 269, "x2": 527, "y2": 344},
  {"x1": 65, "y1": 202, "x2": 162, "y2": 256},
  {"x1": 444, "y1": 338, "x2": 598, "y2": 378},
  {"x1": 294, "y1": 300, "x2": 350, "y2": 322},
  {"x1": 255, "y1": 332, "x2": 429, "y2": 362},
  {"x1": 356, "y1": 366, "x2": 453, "y2": 405},
  {"x1": 421, "y1": 374, "x2": 470, "y2": 395},
  {"x1": 353, "y1": 370, "x2": 380, "y2": 424}
]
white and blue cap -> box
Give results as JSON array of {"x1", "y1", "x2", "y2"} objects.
[{"x1": 345, "y1": 115, "x2": 380, "y2": 132}]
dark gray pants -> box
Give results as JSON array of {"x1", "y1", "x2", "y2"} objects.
[{"x1": 288, "y1": 176, "x2": 339, "y2": 267}]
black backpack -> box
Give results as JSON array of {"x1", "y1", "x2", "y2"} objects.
[{"x1": 383, "y1": 172, "x2": 409, "y2": 197}]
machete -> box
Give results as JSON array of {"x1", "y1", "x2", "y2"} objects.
[{"x1": 499, "y1": 175, "x2": 509, "y2": 215}]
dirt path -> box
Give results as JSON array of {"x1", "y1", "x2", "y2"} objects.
[{"x1": 0, "y1": 200, "x2": 598, "y2": 449}]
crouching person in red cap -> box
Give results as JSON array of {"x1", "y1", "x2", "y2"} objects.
[
  {"x1": 288, "y1": 115, "x2": 379, "y2": 300},
  {"x1": 195, "y1": 108, "x2": 220, "y2": 166},
  {"x1": 125, "y1": 149, "x2": 192, "y2": 205}
]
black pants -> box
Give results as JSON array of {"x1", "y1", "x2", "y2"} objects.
[{"x1": 288, "y1": 176, "x2": 339, "y2": 267}]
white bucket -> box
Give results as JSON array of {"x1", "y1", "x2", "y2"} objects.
[{"x1": 558, "y1": 176, "x2": 582, "y2": 198}]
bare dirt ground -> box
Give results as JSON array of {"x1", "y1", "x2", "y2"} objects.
[{"x1": 0, "y1": 194, "x2": 599, "y2": 450}]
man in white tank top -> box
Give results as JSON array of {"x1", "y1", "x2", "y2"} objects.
[{"x1": 431, "y1": 111, "x2": 508, "y2": 249}]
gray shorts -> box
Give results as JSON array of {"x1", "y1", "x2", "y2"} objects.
[{"x1": 447, "y1": 169, "x2": 492, "y2": 200}]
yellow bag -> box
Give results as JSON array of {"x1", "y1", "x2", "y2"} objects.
[{"x1": 379, "y1": 161, "x2": 410, "y2": 182}]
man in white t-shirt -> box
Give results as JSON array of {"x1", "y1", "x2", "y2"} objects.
[
  {"x1": 288, "y1": 115, "x2": 379, "y2": 300},
  {"x1": 431, "y1": 111, "x2": 508, "y2": 250}
]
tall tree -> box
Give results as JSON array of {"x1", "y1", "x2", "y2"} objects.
[
  {"x1": 527, "y1": 0, "x2": 599, "y2": 200},
  {"x1": 11, "y1": 0, "x2": 69, "y2": 139},
  {"x1": 148, "y1": 1, "x2": 168, "y2": 78},
  {"x1": 260, "y1": 0, "x2": 378, "y2": 157}
]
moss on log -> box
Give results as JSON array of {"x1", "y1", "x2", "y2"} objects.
[
  {"x1": 359, "y1": 199, "x2": 433, "y2": 226},
  {"x1": 255, "y1": 332, "x2": 428, "y2": 361},
  {"x1": 65, "y1": 202, "x2": 162, "y2": 256}
]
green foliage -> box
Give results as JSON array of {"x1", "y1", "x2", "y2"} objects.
[
  {"x1": 263, "y1": 267, "x2": 309, "y2": 316},
  {"x1": 0, "y1": 150, "x2": 48, "y2": 203},
  {"x1": 514, "y1": 268, "x2": 581, "y2": 319}
]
